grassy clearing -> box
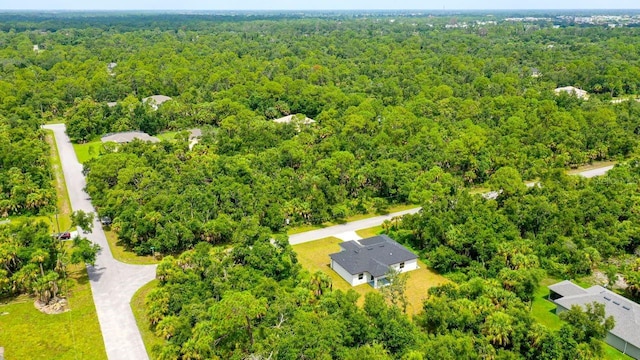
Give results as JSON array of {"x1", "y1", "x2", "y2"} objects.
[
  {"x1": 0, "y1": 263, "x2": 106, "y2": 360},
  {"x1": 104, "y1": 230, "x2": 159, "y2": 265},
  {"x1": 72, "y1": 140, "x2": 102, "y2": 164},
  {"x1": 45, "y1": 129, "x2": 72, "y2": 231},
  {"x1": 287, "y1": 203, "x2": 419, "y2": 235},
  {"x1": 355, "y1": 225, "x2": 383, "y2": 238},
  {"x1": 156, "y1": 131, "x2": 180, "y2": 141},
  {"x1": 603, "y1": 345, "x2": 634, "y2": 360},
  {"x1": 292, "y1": 236, "x2": 448, "y2": 315},
  {"x1": 131, "y1": 280, "x2": 164, "y2": 358},
  {"x1": 531, "y1": 278, "x2": 563, "y2": 330}
]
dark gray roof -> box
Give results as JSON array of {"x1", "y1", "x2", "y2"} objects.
[
  {"x1": 548, "y1": 280, "x2": 589, "y2": 298},
  {"x1": 329, "y1": 235, "x2": 417, "y2": 277},
  {"x1": 550, "y1": 281, "x2": 640, "y2": 348}
]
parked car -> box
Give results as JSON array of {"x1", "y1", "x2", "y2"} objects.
[
  {"x1": 100, "y1": 216, "x2": 112, "y2": 226},
  {"x1": 53, "y1": 232, "x2": 71, "y2": 240}
]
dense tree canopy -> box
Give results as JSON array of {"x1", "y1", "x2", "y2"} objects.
[
  {"x1": 0, "y1": 215, "x2": 99, "y2": 302},
  {"x1": 1, "y1": 11, "x2": 639, "y2": 359},
  {"x1": 0, "y1": 117, "x2": 55, "y2": 217}
]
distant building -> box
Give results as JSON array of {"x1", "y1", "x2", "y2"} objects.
[
  {"x1": 272, "y1": 114, "x2": 315, "y2": 125},
  {"x1": 142, "y1": 95, "x2": 172, "y2": 110},
  {"x1": 548, "y1": 280, "x2": 640, "y2": 359},
  {"x1": 531, "y1": 67, "x2": 542, "y2": 78},
  {"x1": 107, "y1": 62, "x2": 117, "y2": 76},
  {"x1": 188, "y1": 128, "x2": 202, "y2": 140},
  {"x1": 101, "y1": 131, "x2": 160, "y2": 144},
  {"x1": 329, "y1": 235, "x2": 418, "y2": 288},
  {"x1": 188, "y1": 129, "x2": 202, "y2": 150},
  {"x1": 554, "y1": 86, "x2": 589, "y2": 99}
]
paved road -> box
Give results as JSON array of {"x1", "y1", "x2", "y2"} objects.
[
  {"x1": 290, "y1": 164, "x2": 616, "y2": 245},
  {"x1": 577, "y1": 165, "x2": 614, "y2": 178},
  {"x1": 288, "y1": 208, "x2": 420, "y2": 245},
  {"x1": 44, "y1": 124, "x2": 156, "y2": 360}
]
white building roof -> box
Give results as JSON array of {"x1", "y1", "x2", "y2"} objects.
[
  {"x1": 272, "y1": 114, "x2": 315, "y2": 125},
  {"x1": 554, "y1": 86, "x2": 589, "y2": 99},
  {"x1": 550, "y1": 281, "x2": 640, "y2": 348},
  {"x1": 101, "y1": 131, "x2": 160, "y2": 144}
]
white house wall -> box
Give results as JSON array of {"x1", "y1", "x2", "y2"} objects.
[
  {"x1": 389, "y1": 259, "x2": 418, "y2": 273},
  {"x1": 331, "y1": 260, "x2": 357, "y2": 286},
  {"x1": 606, "y1": 333, "x2": 640, "y2": 359}
]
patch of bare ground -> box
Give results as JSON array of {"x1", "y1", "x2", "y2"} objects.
[{"x1": 34, "y1": 297, "x2": 69, "y2": 314}]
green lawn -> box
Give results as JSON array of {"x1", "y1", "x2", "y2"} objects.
[
  {"x1": 531, "y1": 278, "x2": 563, "y2": 330},
  {"x1": 287, "y1": 203, "x2": 419, "y2": 235},
  {"x1": 45, "y1": 129, "x2": 72, "y2": 231},
  {"x1": 292, "y1": 236, "x2": 448, "y2": 315},
  {"x1": 104, "y1": 230, "x2": 159, "y2": 265},
  {"x1": 0, "y1": 264, "x2": 106, "y2": 360},
  {"x1": 355, "y1": 225, "x2": 383, "y2": 238},
  {"x1": 604, "y1": 345, "x2": 634, "y2": 360},
  {"x1": 131, "y1": 280, "x2": 165, "y2": 358},
  {"x1": 155, "y1": 131, "x2": 180, "y2": 141},
  {"x1": 72, "y1": 140, "x2": 102, "y2": 164}
]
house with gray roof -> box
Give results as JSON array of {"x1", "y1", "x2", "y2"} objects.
[
  {"x1": 142, "y1": 95, "x2": 172, "y2": 110},
  {"x1": 101, "y1": 131, "x2": 160, "y2": 144},
  {"x1": 548, "y1": 280, "x2": 640, "y2": 359},
  {"x1": 329, "y1": 235, "x2": 418, "y2": 288}
]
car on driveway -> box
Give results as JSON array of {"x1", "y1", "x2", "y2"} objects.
[
  {"x1": 53, "y1": 232, "x2": 71, "y2": 240},
  {"x1": 100, "y1": 216, "x2": 112, "y2": 226}
]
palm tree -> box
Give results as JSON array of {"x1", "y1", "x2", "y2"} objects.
[
  {"x1": 30, "y1": 249, "x2": 49, "y2": 277},
  {"x1": 528, "y1": 323, "x2": 548, "y2": 349},
  {"x1": 482, "y1": 312, "x2": 514, "y2": 348},
  {"x1": 309, "y1": 271, "x2": 332, "y2": 299}
]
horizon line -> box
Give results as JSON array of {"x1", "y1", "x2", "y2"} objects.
[{"x1": 1, "y1": 8, "x2": 640, "y2": 11}]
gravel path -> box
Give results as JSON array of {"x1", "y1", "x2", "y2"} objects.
[{"x1": 44, "y1": 124, "x2": 156, "y2": 360}]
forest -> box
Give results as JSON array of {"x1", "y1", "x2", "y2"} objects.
[{"x1": 1, "y1": 11, "x2": 640, "y2": 359}]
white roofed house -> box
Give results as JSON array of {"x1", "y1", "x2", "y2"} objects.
[
  {"x1": 101, "y1": 131, "x2": 160, "y2": 144},
  {"x1": 329, "y1": 235, "x2": 418, "y2": 288},
  {"x1": 554, "y1": 86, "x2": 589, "y2": 99},
  {"x1": 273, "y1": 114, "x2": 315, "y2": 125},
  {"x1": 548, "y1": 280, "x2": 640, "y2": 359}
]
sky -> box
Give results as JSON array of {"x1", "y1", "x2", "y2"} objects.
[{"x1": 0, "y1": 0, "x2": 639, "y2": 11}]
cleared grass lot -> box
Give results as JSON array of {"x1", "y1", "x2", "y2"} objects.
[
  {"x1": 72, "y1": 140, "x2": 102, "y2": 164},
  {"x1": 131, "y1": 280, "x2": 164, "y2": 358},
  {"x1": 104, "y1": 230, "x2": 159, "y2": 265},
  {"x1": 292, "y1": 236, "x2": 448, "y2": 315},
  {"x1": 0, "y1": 264, "x2": 107, "y2": 360},
  {"x1": 355, "y1": 225, "x2": 383, "y2": 238}
]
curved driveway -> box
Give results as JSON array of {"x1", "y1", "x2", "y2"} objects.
[{"x1": 44, "y1": 124, "x2": 156, "y2": 360}]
